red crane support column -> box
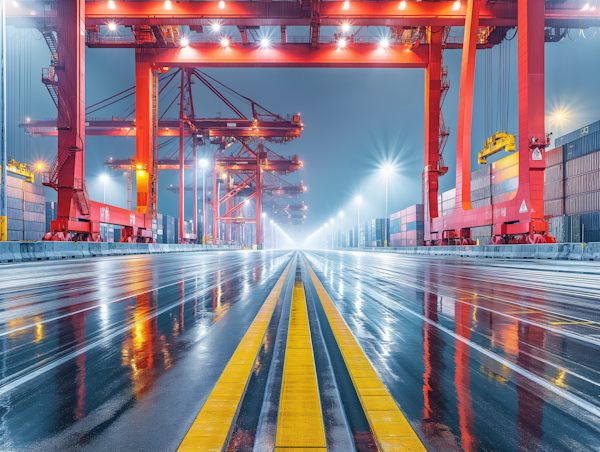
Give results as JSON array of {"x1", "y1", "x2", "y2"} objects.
[
  {"x1": 456, "y1": 0, "x2": 481, "y2": 211},
  {"x1": 52, "y1": 0, "x2": 88, "y2": 237},
  {"x1": 192, "y1": 135, "x2": 198, "y2": 243},
  {"x1": 423, "y1": 27, "x2": 443, "y2": 221},
  {"x1": 515, "y1": 0, "x2": 546, "y2": 229},
  {"x1": 256, "y1": 153, "x2": 263, "y2": 248},
  {"x1": 135, "y1": 52, "x2": 154, "y2": 224},
  {"x1": 178, "y1": 70, "x2": 185, "y2": 243},
  {"x1": 212, "y1": 166, "x2": 218, "y2": 244}
]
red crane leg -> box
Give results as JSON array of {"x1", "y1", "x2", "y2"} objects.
[
  {"x1": 256, "y1": 154, "x2": 263, "y2": 248},
  {"x1": 134, "y1": 53, "x2": 154, "y2": 225},
  {"x1": 212, "y1": 166, "x2": 218, "y2": 244},
  {"x1": 456, "y1": 0, "x2": 481, "y2": 211},
  {"x1": 423, "y1": 27, "x2": 443, "y2": 222},
  {"x1": 193, "y1": 136, "x2": 198, "y2": 243},
  {"x1": 509, "y1": 0, "x2": 546, "y2": 232},
  {"x1": 178, "y1": 70, "x2": 185, "y2": 243},
  {"x1": 49, "y1": 0, "x2": 88, "y2": 239}
]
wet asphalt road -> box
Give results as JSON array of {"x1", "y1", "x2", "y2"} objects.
[
  {"x1": 303, "y1": 250, "x2": 600, "y2": 452},
  {"x1": 1, "y1": 249, "x2": 600, "y2": 451},
  {"x1": 0, "y1": 250, "x2": 292, "y2": 452}
]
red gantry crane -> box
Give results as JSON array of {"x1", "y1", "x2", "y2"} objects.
[{"x1": 7, "y1": 0, "x2": 600, "y2": 245}]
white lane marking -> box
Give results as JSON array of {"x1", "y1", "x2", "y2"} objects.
[{"x1": 0, "y1": 257, "x2": 292, "y2": 396}]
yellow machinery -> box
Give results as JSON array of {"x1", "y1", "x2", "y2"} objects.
[
  {"x1": 1, "y1": 159, "x2": 35, "y2": 183},
  {"x1": 478, "y1": 131, "x2": 516, "y2": 164}
]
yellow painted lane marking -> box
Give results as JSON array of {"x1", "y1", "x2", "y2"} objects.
[
  {"x1": 178, "y1": 258, "x2": 294, "y2": 452},
  {"x1": 304, "y1": 257, "x2": 427, "y2": 452},
  {"x1": 274, "y1": 271, "x2": 327, "y2": 452}
]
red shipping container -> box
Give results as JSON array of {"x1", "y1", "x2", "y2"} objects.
[
  {"x1": 544, "y1": 199, "x2": 564, "y2": 217},
  {"x1": 544, "y1": 146, "x2": 563, "y2": 167},
  {"x1": 404, "y1": 213, "x2": 417, "y2": 223},
  {"x1": 544, "y1": 164, "x2": 563, "y2": 184},
  {"x1": 544, "y1": 181, "x2": 563, "y2": 200}
]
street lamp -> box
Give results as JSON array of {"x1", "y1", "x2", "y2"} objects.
[
  {"x1": 100, "y1": 174, "x2": 109, "y2": 203},
  {"x1": 381, "y1": 165, "x2": 394, "y2": 247},
  {"x1": 355, "y1": 195, "x2": 361, "y2": 248},
  {"x1": 199, "y1": 158, "x2": 209, "y2": 244},
  {"x1": 338, "y1": 211, "x2": 344, "y2": 248}
]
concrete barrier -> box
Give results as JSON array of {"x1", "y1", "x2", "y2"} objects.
[
  {"x1": 349, "y1": 243, "x2": 600, "y2": 261},
  {"x1": 0, "y1": 242, "x2": 23, "y2": 263},
  {"x1": 0, "y1": 242, "x2": 243, "y2": 264}
]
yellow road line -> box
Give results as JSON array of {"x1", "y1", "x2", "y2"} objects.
[
  {"x1": 274, "y1": 268, "x2": 327, "y2": 452},
  {"x1": 304, "y1": 257, "x2": 427, "y2": 452},
  {"x1": 178, "y1": 258, "x2": 294, "y2": 452}
]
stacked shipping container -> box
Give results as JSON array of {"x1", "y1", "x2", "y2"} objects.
[
  {"x1": 162, "y1": 215, "x2": 177, "y2": 244},
  {"x1": 389, "y1": 204, "x2": 424, "y2": 247},
  {"x1": 2, "y1": 175, "x2": 46, "y2": 241}
]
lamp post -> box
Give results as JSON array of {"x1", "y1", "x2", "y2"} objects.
[
  {"x1": 355, "y1": 195, "x2": 361, "y2": 248},
  {"x1": 199, "y1": 158, "x2": 209, "y2": 244},
  {"x1": 381, "y1": 165, "x2": 393, "y2": 247},
  {"x1": 100, "y1": 174, "x2": 109, "y2": 203},
  {"x1": 330, "y1": 218, "x2": 335, "y2": 248},
  {"x1": 339, "y1": 211, "x2": 344, "y2": 247}
]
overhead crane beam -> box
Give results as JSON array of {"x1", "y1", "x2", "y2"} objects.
[
  {"x1": 21, "y1": 118, "x2": 303, "y2": 139},
  {"x1": 7, "y1": 1, "x2": 600, "y2": 29},
  {"x1": 142, "y1": 43, "x2": 430, "y2": 68}
]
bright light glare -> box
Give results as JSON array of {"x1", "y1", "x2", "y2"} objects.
[
  {"x1": 262, "y1": 212, "x2": 267, "y2": 217},
  {"x1": 343, "y1": 1, "x2": 350, "y2": 10},
  {"x1": 199, "y1": 158, "x2": 209, "y2": 167},
  {"x1": 399, "y1": 1, "x2": 406, "y2": 10},
  {"x1": 212, "y1": 23, "x2": 221, "y2": 32},
  {"x1": 107, "y1": 22, "x2": 117, "y2": 31},
  {"x1": 582, "y1": 3, "x2": 590, "y2": 10},
  {"x1": 270, "y1": 220, "x2": 274, "y2": 224},
  {"x1": 355, "y1": 195, "x2": 362, "y2": 202},
  {"x1": 339, "y1": 211, "x2": 344, "y2": 216},
  {"x1": 181, "y1": 36, "x2": 189, "y2": 46},
  {"x1": 12, "y1": 1, "x2": 19, "y2": 7},
  {"x1": 382, "y1": 165, "x2": 394, "y2": 176},
  {"x1": 165, "y1": 0, "x2": 172, "y2": 10},
  {"x1": 221, "y1": 37, "x2": 230, "y2": 47},
  {"x1": 341, "y1": 23, "x2": 350, "y2": 32},
  {"x1": 452, "y1": 1, "x2": 461, "y2": 10},
  {"x1": 108, "y1": 0, "x2": 115, "y2": 9},
  {"x1": 330, "y1": 218, "x2": 334, "y2": 223},
  {"x1": 556, "y1": 113, "x2": 562, "y2": 121},
  {"x1": 100, "y1": 174, "x2": 109, "y2": 182},
  {"x1": 379, "y1": 38, "x2": 390, "y2": 48},
  {"x1": 260, "y1": 38, "x2": 270, "y2": 48},
  {"x1": 219, "y1": 1, "x2": 226, "y2": 8},
  {"x1": 338, "y1": 38, "x2": 347, "y2": 48},
  {"x1": 245, "y1": 199, "x2": 250, "y2": 204}
]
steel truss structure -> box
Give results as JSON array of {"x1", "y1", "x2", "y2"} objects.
[{"x1": 7, "y1": 0, "x2": 600, "y2": 245}]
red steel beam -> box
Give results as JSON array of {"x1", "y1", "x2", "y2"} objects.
[
  {"x1": 423, "y1": 26, "x2": 443, "y2": 221},
  {"x1": 7, "y1": 1, "x2": 600, "y2": 29},
  {"x1": 141, "y1": 43, "x2": 429, "y2": 68},
  {"x1": 135, "y1": 52, "x2": 154, "y2": 220},
  {"x1": 456, "y1": 0, "x2": 481, "y2": 211}
]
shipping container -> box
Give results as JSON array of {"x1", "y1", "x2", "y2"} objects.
[
  {"x1": 544, "y1": 164, "x2": 564, "y2": 184},
  {"x1": 544, "y1": 199, "x2": 564, "y2": 217},
  {"x1": 491, "y1": 152, "x2": 519, "y2": 173},
  {"x1": 545, "y1": 146, "x2": 563, "y2": 167},
  {"x1": 555, "y1": 120, "x2": 600, "y2": 148},
  {"x1": 471, "y1": 198, "x2": 491, "y2": 209},
  {"x1": 544, "y1": 181, "x2": 564, "y2": 200}
]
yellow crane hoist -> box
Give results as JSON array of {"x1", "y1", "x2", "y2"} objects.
[
  {"x1": 478, "y1": 131, "x2": 516, "y2": 164},
  {"x1": 2, "y1": 159, "x2": 35, "y2": 183}
]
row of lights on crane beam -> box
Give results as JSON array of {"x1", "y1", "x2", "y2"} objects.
[
  {"x1": 108, "y1": 0, "x2": 227, "y2": 10},
  {"x1": 341, "y1": 1, "x2": 461, "y2": 11}
]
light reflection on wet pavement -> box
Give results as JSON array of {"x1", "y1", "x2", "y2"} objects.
[{"x1": 303, "y1": 251, "x2": 600, "y2": 452}]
